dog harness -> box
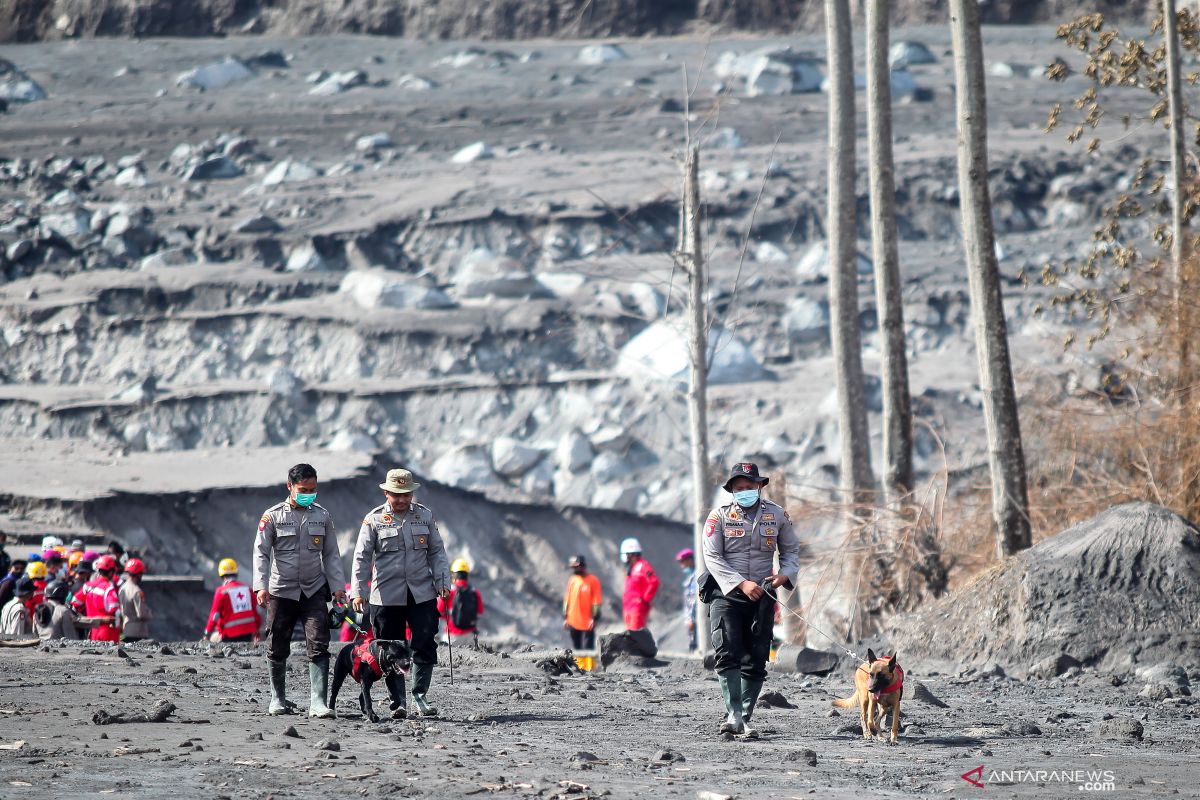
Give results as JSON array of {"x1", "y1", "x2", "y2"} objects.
[
  {"x1": 871, "y1": 656, "x2": 904, "y2": 700},
  {"x1": 351, "y1": 632, "x2": 384, "y2": 681}
]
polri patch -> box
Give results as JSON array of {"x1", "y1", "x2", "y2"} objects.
[{"x1": 705, "y1": 516, "x2": 717, "y2": 538}]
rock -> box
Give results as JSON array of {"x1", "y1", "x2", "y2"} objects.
[
  {"x1": 314, "y1": 739, "x2": 340, "y2": 751},
  {"x1": 263, "y1": 159, "x2": 321, "y2": 186},
  {"x1": 339, "y1": 269, "x2": 454, "y2": 310},
  {"x1": 139, "y1": 247, "x2": 194, "y2": 270},
  {"x1": 570, "y1": 751, "x2": 600, "y2": 762},
  {"x1": 232, "y1": 214, "x2": 282, "y2": 234},
  {"x1": 309, "y1": 69, "x2": 368, "y2": 96},
  {"x1": 329, "y1": 430, "x2": 377, "y2": 452},
  {"x1": 735, "y1": 49, "x2": 823, "y2": 96},
  {"x1": 40, "y1": 209, "x2": 91, "y2": 239},
  {"x1": 1002, "y1": 720, "x2": 1042, "y2": 736},
  {"x1": 1135, "y1": 663, "x2": 1190, "y2": 691},
  {"x1": 450, "y1": 141, "x2": 494, "y2": 164},
  {"x1": 783, "y1": 748, "x2": 818, "y2": 766},
  {"x1": 796, "y1": 240, "x2": 873, "y2": 283},
  {"x1": 1091, "y1": 717, "x2": 1143, "y2": 741},
  {"x1": 600, "y1": 629, "x2": 658, "y2": 666},
  {"x1": 622, "y1": 282, "x2": 666, "y2": 319},
  {"x1": 0, "y1": 59, "x2": 48, "y2": 103},
  {"x1": 1029, "y1": 653, "x2": 1082, "y2": 679},
  {"x1": 746, "y1": 56, "x2": 795, "y2": 96},
  {"x1": 397, "y1": 74, "x2": 437, "y2": 91},
  {"x1": 113, "y1": 376, "x2": 157, "y2": 404},
  {"x1": 184, "y1": 156, "x2": 243, "y2": 181},
  {"x1": 776, "y1": 646, "x2": 840, "y2": 676},
  {"x1": 176, "y1": 58, "x2": 254, "y2": 91},
  {"x1": 989, "y1": 61, "x2": 1021, "y2": 79},
  {"x1": 755, "y1": 241, "x2": 789, "y2": 263},
  {"x1": 285, "y1": 243, "x2": 327, "y2": 272},
  {"x1": 113, "y1": 166, "x2": 151, "y2": 187},
  {"x1": 706, "y1": 127, "x2": 742, "y2": 150},
  {"x1": 653, "y1": 749, "x2": 684, "y2": 763},
  {"x1": 888, "y1": 69, "x2": 921, "y2": 100},
  {"x1": 783, "y1": 296, "x2": 830, "y2": 343},
  {"x1": 265, "y1": 367, "x2": 303, "y2": 397},
  {"x1": 242, "y1": 50, "x2": 289, "y2": 70},
  {"x1": 618, "y1": 319, "x2": 769, "y2": 386},
  {"x1": 282, "y1": 725, "x2": 302, "y2": 738},
  {"x1": 556, "y1": 430, "x2": 594, "y2": 473},
  {"x1": 578, "y1": 44, "x2": 628, "y2": 65},
  {"x1": 889, "y1": 41, "x2": 937, "y2": 68},
  {"x1": 696, "y1": 792, "x2": 731, "y2": 800},
  {"x1": 355, "y1": 132, "x2": 393, "y2": 153},
  {"x1": 429, "y1": 446, "x2": 504, "y2": 491},
  {"x1": 758, "y1": 690, "x2": 797, "y2": 709},
  {"x1": 491, "y1": 437, "x2": 546, "y2": 478},
  {"x1": 453, "y1": 248, "x2": 550, "y2": 299},
  {"x1": 7, "y1": 239, "x2": 33, "y2": 262}
]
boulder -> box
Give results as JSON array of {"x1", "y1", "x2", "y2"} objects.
[
  {"x1": 397, "y1": 74, "x2": 437, "y2": 91},
  {"x1": 600, "y1": 629, "x2": 658, "y2": 667},
  {"x1": 453, "y1": 248, "x2": 551, "y2": 300},
  {"x1": 233, "y1": 214, "x2": 282, "y2": 234},
  {"x1": 491, "y1": 437, "x2": 546, "y2": 478},
  {"x1": 784, "y1": 296, "x2": 830, "y2": 343},
  {"x1": 113, "y1": 166, "x2": 151, "y2": 187},
  {"x1": 139, "y1": 247, "x2": 194, "y2": 270},
  {"x1": 339, "y1": 270, "x2": 454, "y2": 310},
  {"x1": 265, "y1": 367, "x2": 303, "y2": 397},
  {"x1": 355, "y1": 133, "x2": 393, "y2": 153},
  {"x1": 706, "y1": 127, "x2": 742, "y2": 150},
  {"x1": 450, "y1": 141, "x2": 494, "y2": 164},
  {"x1": 888, "y1": 41, "x2": 937, "y2": 68},
  {"x1": 285, "y1": 243, "x2": 328, "y2": 272},
  {"x1": 796, "y1": 240, "x2": 873, "y2": 283},
  {"x1": 308, "y1": 69, "x2": 368, "y2": 96},
  {"x1": 328, "y1": 430, "x2": 377, "y2": 452},
  {"x1": 578, "y1": 44, "x2": 628, "y2": 65},
  {"x1": 263, "y1": 159, "x2": 321, "y2": 186},
  {"x1": 556, "y1": 430, "x2": 594, "y2": 473},
  {"x1": 185, "y1": 156, "x2": 243, "y2": 181},
  {"x1": 40, "y1": 209, "x2": 91, "y2": 239},
  {"x1": 773, "y1": 646, "x2": 840, "y2": 675},
  {"x1": 429, "y1": 446, "x2": 505, "y2": 491},
  {"x1": 618, "y1": 319, "x2": 769, "y2": 385},
  {"x1": 176, "y1": 58, "x2": 254, "y2": 91}
]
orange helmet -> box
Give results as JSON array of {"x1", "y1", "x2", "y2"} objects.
[
  {"x1": 124, "y1": 558, "x2": 146, "y2": 575},
  {"x1": 68, "y1": 551, "x2": 84, "y2": 568}
]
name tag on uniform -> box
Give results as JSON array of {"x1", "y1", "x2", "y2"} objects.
[
  {"x1": 379, "y1": 527, "x2": 399, "y2": 539},
  {"x1": 724, "y1": 527, "x2": 746, "y2": 538},
  {"x1": 276, "y1": 524, "x2": 297, "y2": 537},
  {"x1": 763, "y1": 513, "x2": 776, "y2": 523}
]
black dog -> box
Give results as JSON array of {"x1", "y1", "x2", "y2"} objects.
[{"x1": 330, "y1": 634, "x2": 413, "y2": 722}]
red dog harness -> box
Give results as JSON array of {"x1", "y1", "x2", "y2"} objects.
[
  {"x1": 871, "y1": 656, "x2": 904, "y2": 700},
  {"x1": 351, "y1": 631, "x2": 383, "y2": 682}
]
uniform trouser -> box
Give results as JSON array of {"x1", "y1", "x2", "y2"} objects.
[
  {"x1": 623, "y1": 602, "x2": 649, "y2": 630},
  {"x1": 568, "y1": 626, "x2": 595, "y2": 650},
  {"x1": 709, "y1": 593, "x2": 774, "y2": 682},
  {"x1": 372, "y1": 591, "x2": 439, "y2": 666},
  {"x1": 266, "y1": 590, "x2": 330, "y2": 663}
]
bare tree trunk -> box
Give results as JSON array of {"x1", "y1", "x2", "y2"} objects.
[
  {"x1": 1164, "y1": 0, "x2": 1190, "y2": 383},
  {"x1": 825, "y1": 0, "x2": 876, "y2": 507},
  {"x1": 682, "y1": 146, "x2": 712, "y2": 656},
  {"x1": 764, "y1": 470, "x2": 805, "y2": 645},
  {"x1": 865, "y1": 0, "x2": 914, "y2": 506},
  {"x1": 949, "y1": 0, "x2": 1032, "y2": 557}
]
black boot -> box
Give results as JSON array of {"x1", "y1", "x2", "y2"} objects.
[
  {"x1": 412, "y1": 663, "x2": 438, "y2": 717},
  {"x1": 386, "y1": 673, "x2": 408, "y2": 719}
]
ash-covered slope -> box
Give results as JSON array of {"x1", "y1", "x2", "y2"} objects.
[{"x1": 890, "y1": 503, "x2": 1200, "y2": 676}]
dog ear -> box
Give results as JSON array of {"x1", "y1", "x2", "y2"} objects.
[
  {"x1": 890, "y1": 652, "x2": 899, "y2": 669},
  {"x1": 867, "y1": 648, "x2": 877, "y2": 663}
]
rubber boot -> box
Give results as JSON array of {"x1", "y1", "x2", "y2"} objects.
[
  {"x1": 308, "y1": 659, "x2": 335, "y2": 719},
  {"x1": 268, "y1": 660, "x2": 290, "y2": 716},
  {"x1": 411, "y1": 663, "x2": 438, "y2": 717},
  {"x1": 717, "y1": 669, "x2": 745, "y2": 735},
  {"x1": 386, "y1": 673, "x2": 408, "y2": 719},
  {"x1": 740, "y1": 676, "x2": 764, "y2": 738}
]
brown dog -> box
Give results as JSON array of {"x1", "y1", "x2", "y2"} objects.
[{"x1": 831, "y1": 649, "x2": 904, "y2": 743}]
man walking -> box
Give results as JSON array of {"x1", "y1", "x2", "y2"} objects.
[
  {"x1": 619, "y1": 538, "x2": 658, "y2": 632},
  {"x1": 675, "y1": 548, "x2": 698, "y2": 652},
  {"x1": 702, "y1": 462, "x2": 801, "y2": 737},
  {"x1": 562, "y1": 555, "x2": 602, "y2": 669},
  {"x1": 351, "y1": 468, "x2": 450, "y2": 718},
  {"x1": 438, "y1": 558, "x2": 484, "y2": 645},
  {"x1": 254, "y1": 463, "x2": 346, "y2": 718}
]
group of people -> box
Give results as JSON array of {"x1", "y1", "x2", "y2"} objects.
[{"x1": 0, "y1": 536, "x2": 152, "y2": 642}]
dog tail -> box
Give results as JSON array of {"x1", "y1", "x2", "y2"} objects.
[{"x1": 831, "y1": 693, "x2": 858, "y2": 708}]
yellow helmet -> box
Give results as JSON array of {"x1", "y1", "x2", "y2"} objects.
[
  {"x1": 217, "y1": 558, "x2": 239, "y2": 577},
  {"x1": 450, "y1": 558, "x2": 471, "y2": 574},
  {"x1": 26, "y1": 562, "x2": 47, "y2": 579}
]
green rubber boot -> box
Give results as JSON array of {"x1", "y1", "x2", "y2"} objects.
[
  {"x1": 308, "y1": 658, "x2": 335, "y2": 719},
  {"x1": 740, "y1": 676, "x2": 764, "y2": 738},
  {"x1": 412, "y1": 663, "x2": 438, "y2": 717},
  {"x1": 268, "y1": 660, "x2": 290, "y2": 716},
  {"x1": 717, "y1": 669, "x2": 744, "y2": 735}
]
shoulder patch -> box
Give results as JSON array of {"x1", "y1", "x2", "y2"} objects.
[{"x1": 704, "y1": 514, "x2": 718, "y2": 538}]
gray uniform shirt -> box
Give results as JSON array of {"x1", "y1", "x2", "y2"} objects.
[
  {"x1": 702, "y1": 499, "x2": 801, "y2": 596},
  {"x1": 36, "y1": 600, "x2": 80, "y2": 640},
  {"x1": 1, "y1": 597, "x2": 30, "y2": 635},
  {"x1": 351, "y1": 501, "x2": 451, "y2": 607},
  {"x1": 253, "y1": 500, "x2": 346, "y2": 601},
  {"x1": 118, "y1": 580, "x2": 152, "y2": 638}
]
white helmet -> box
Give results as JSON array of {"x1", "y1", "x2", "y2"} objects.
[
  {"x1": 619, "y1": 537, "x2": 642, "y2": 562},
  {"x1": 41, "y1": 535, "x2": 64, "y2": 550}
]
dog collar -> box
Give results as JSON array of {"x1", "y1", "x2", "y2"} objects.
[{"x1": 871, "y1": 657, "x2": 904, "y2": 699}]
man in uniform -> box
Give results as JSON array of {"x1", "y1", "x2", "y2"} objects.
[
  {"x1": 254, "y1": 463, "x2": 346, "y2": 718},
  {"x1": 676, "y1": 548, "x2": 699, "y2": 652},
  {"x1": 351, "y1": 468, "x2": 450, "y2": 718},
  {"x1": 118, "y1": 558, "x2": 152, "y2": 641},
  {"x1": 702, "y1": 462, "x2": 801, "y2": 737}
]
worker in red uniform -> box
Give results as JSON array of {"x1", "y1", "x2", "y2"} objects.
[
  {"x1": 437, "y1": 558, "x2": 484, "y2": 644},
  {"x1": 203, "y1": 558, "x2": 262, "y2": 643},
  {"x1": 619, "y1": 537, "x2": 659, "y2": 631},
  {"x1": 82, "y1": 554, "x2": 121, "y2": 642},
  {"x1": 25, "y1": 560, "x2": 48, "y2": 616}
]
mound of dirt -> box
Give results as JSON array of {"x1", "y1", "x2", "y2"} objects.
[{"x1": 890, "y1": 502, "x2": 1200, "y2": 676}]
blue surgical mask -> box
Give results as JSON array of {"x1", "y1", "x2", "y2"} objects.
[
  {"x1": 733, "y1": 489, "x2": 759, "y2": 508},
  {"x1": 294, "y1": 492, "x2": 317, "y2": 508}
]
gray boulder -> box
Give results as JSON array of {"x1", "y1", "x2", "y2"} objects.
[
  {"x1": 176, "y1": 58, "x2": 254, "y2": 91},
  {"x1": 340, "y1": 270, "x2": 454, "y2": 310},
  {"x1": 491, "y1": 437, "x2": 546, "y2": 478}
]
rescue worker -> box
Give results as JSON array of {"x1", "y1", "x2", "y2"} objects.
[
  {"x1": 35, "y1": 579, "x2": 80, "y2": 640},
  {"x1": 562, "y1": 555, "x2": 602, "y2": 669},
  {"x1": 676, "y1": 548, "x2": 699, "y2": 652},
  {"x1": 0, "y1": 558, "x2": 27, "y2": 610},
  {"x1": 702, "y1": 462, "x2": 801, "y2": 737},
  {"x1": 69, "y1": 538, "x2": 85, "y2": 555},
  {"x1": 620, "y1": 538, "x2": 659, "y2": 631},
  {"x1": 43, "y1": 549, "x2": 67, "y2": 582},
  {"x1": 437, "y1": 558, "x2": 484, "y2": 644},
  {"x1": 254, "y1": 463, "x2": 345, "y2": 718},
  {"x1": 1, "y1": 577, "x2": 34, "y2": 635},
  {"x1": 68, "y1": 558, "x2": 92, "y2": 613},
  {"x1": 82, "y1": 554, "x2": 122, "y2": 643},
  {"x1": 351, "y1": 468, "x2": 450, "y2": 718},
  {"x1": 119, "y1": 558, "x2": 152, "y2": 641},
  {"x1": 204, "y1": 558, "x2": 262, "y2": 643},
  {"x1": 25, "y1": 560, "x2": 48, "y2": 615}
]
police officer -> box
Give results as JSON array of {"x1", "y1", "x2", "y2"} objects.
[
  {"x1": 253, "y1": 463, "x2": 346, "y2": 719},
  {"x1": 702, "y1": 462, "x2": 801, "y2": 737},
  {"x1": 351, "y1": 468, "x2": 450, "y2": 718}
]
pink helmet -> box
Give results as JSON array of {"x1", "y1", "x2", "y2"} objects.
[{"x1": 675, "y1": 548, "x2": 695, "y2": 561}]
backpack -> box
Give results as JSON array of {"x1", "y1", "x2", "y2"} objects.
[{"x1": 450, "y1": 587, "x2": 478, "y2": 630}]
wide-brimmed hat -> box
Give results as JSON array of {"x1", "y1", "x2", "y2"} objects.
[
  {"x1": 722, "y1": 461, "x2": 769, "y2": 492},
  {"x1": 379, "y1": 468, "x2": 420, "y2": 494}
]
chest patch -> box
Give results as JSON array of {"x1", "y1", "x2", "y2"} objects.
[{"x1": 724, "y1": 527, "x2": 746, "y2": 538}]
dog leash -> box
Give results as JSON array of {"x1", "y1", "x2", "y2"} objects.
[{"x1": 760, "y1": 585, "x2": 870, "y2": 666}]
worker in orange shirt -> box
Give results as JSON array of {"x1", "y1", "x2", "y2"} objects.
[{"x1": 562, "y1": 555, "x2": 602, "y2": 666}]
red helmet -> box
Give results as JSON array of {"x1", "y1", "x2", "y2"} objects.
[
  {"x1": 124, "y1": 558, "x2": 146, "y2": 575},
  {"x1": 94, "y1": 554, "x2": 118, "y2": 572}
]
